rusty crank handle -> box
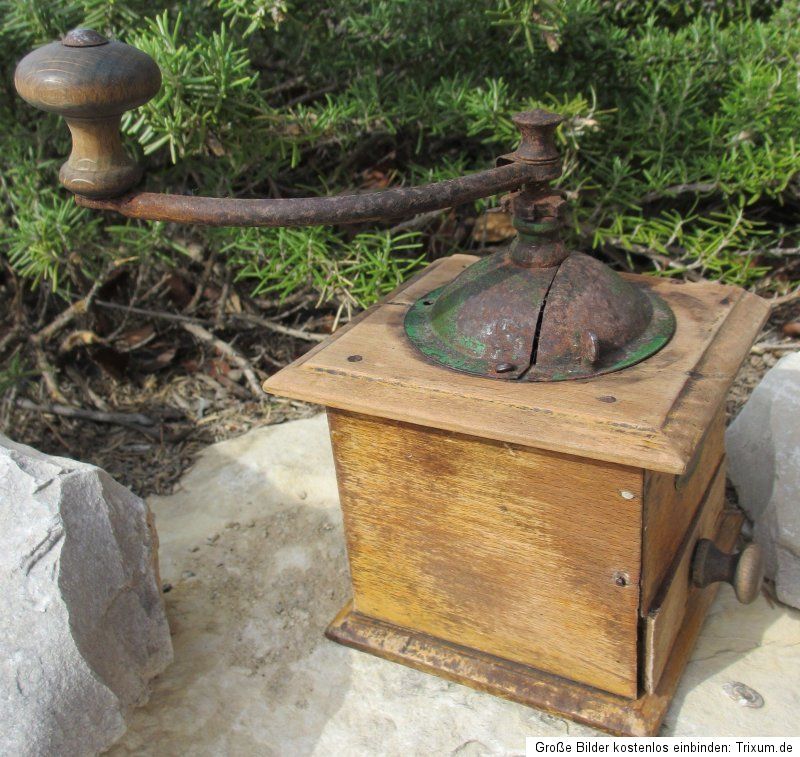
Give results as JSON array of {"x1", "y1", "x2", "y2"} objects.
[{"x1": 15, "y1": 29, "x2": 564, "y2": 230}]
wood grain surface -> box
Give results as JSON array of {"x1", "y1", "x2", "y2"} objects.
[
  {"x1": 326, "y1": 508, "x2": 743, "y2": 737},
  {"x1": 643, "y1": 461, "x2": 727, "y2": 693},
  {"x1": 640, "y1": 406, "x2": 726, "y2": 613},
  {"x1": 328, "y1": 409, "x2": 644, "y2": 698}
]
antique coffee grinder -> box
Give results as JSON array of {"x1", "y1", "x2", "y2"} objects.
[{"x1": 16, "y1": 32, "x2": 769, "y2": 736}]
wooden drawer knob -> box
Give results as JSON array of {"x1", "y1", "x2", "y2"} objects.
[
  {"x1": 14, "y1": 28, "x2": 161, "y2": 198},
  {"x1": 691, "y1": 538, "x2": 763, "y2": 604}
]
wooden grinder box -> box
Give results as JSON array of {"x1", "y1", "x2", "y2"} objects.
[{"x1": 264, "y1": 254, "x2": 768, "y2": 736}]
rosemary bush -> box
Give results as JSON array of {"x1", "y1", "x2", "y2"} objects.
[{"x1": 1, "y1": 0, "x2": 798, "y2": 309}]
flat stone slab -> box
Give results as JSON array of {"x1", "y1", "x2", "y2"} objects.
[{"x1": 112, "y1": 415, "x2": 800, "y2": 754}]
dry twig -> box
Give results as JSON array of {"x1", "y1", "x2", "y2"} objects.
[
  {"x1": 768, "y1": 288, "x2": 800, "y2": 308},
  {"x1": 750, "y1": 342, "x2": 798, "y2": 355},
  {"x1": 30, "y1": 342, "x2": 67, "y2": 403},
  {"x1": 35, "y1": 276, "x2": 105, "y2": 343},
  {"x1": 215, "y1": 267, "x2": 232, "y2": 325},
  {"x1": 388, "y1": 209, "x2": 445, "y2": 235},
  {"x1": 231, "y1": 312, "x2": 327, "y2": 342},
  {"x1": 252, "y1": 290, "x2": 314, "y2": 310},
  {"x1": 0, "y1": 327, "x2": 24, "y2": 355},
  {"x1": 180, "y1": 321, "x2": 264, "y2": 397},
  {"x1": 641, "y1": 181, "x2": 718, "y2": 204},
  {"x1": 186, "y1": 250, "x2": 217, "y2": 313},
  {"x1": 16, "y1": 398, "x2": 160, "y2": 437},
  {"x1": 95, "y1": 300, "x2": 207, "y2": 324}
]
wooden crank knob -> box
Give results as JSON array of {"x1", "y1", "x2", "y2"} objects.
[
  {"x1": 14, "y1": 28, "x2": 161, "y2": 198},
  {"x1": 692, "y1": 538, "x2": 764, "y2": 604}
]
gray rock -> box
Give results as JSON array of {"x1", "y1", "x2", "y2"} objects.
[
  {"x1": 726, "y1": 351, "x2": 800, "y2": 609},
  {"x1": 0, "y1": 436, "x2": 172, "y2": 756}
]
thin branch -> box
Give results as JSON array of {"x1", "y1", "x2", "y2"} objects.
[
  {"x1": 751, "y1": 342, "x2": 799, "y2": 355},
  {"x1": 94, "y1": 300, "x2": 208, "y2": 324},
  {"x1": 95, "y1": 299, "x2": 328, "y2": 342},
  {"x1": 31, "y1": 292, "x2": 91, "y2": 343},
  {"x1": 0, "y1": 327, "x2": 25, "y2": 356},
  {"x1": 230, "y1": 312, "x2": 328, "y2": 342},
  {"x1": 599, "y1": 240, "x2": 704, "y2": 281},
  {"x1": 31, "y1": 342, "x2": 67, "y2": 404},
  {"x1": 186, "y1": 250, "x2": 217, "y2": 313},
  {"x1": 760, "y1": 247, "x2": 800, "y2": 259},
  {"x1": 262, "y1": 74, "x2": 305, "y2": 96},
  {"x1": 34, "y1": 276, "x2": 104, "y2": 343},
  {"x1": 270, "y1": 298, "x2": 316, "y2": 321},
  {"x1": 388, "y1": 209, "x2": 446, "y2": 235},
  {"x1": 768, "y1": 287, "x2": 800, "y2": 308},
  {"x1": 215, "y1": 267, "x2": 232, "y2": 326},
  {"x1": 16, "y1": 398, "x2": 160, "y2": 437},
  {"x1": 180, "y1": 322, "x2": 264, "y2": 397},
  {"x1": 284, "y1": 83, "x2": 339, "y2": 108},
  {"x1": 251, "y1": 290, "x2": 314, "y2": 310},
  {"x1": 641, "y1": 182, "x2": 719, "y2": 204},
  {"x1": 138, "y1": 272, "x2": 172, "y2": 305}
]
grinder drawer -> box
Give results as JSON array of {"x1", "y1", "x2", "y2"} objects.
[{"x1": 642, "y1": 460, "x2": 728, "y2": 693}]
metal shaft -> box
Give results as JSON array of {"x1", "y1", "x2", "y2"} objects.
[{"x1": 75, "y1": 161, "x2": 559, "y2": 227}]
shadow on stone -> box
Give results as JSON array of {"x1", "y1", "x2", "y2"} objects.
[{"x1": 109, "y1": 416, "x2": 354, "y2": 756}]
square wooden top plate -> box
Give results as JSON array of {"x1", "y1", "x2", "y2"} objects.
[{"x1": 264, "y1": 254, "x2": 768, "y2": 474}]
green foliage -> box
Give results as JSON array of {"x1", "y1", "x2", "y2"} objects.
[
  {"x1": 125, "y1": 11, "x2": 261, "y2": 162},
  {"x1": 225, "y1": 226, "x2": 423, "y2": 316},
  {"x1": 0, "y1": 347, "x2": 34, "y2": 395},
  {"x1": 1, "y1": 0, "x2": 798, "y2": 304}
]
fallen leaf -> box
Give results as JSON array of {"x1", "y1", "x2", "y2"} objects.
[
  {"x1": 166, "y1": 274, "x2": 194, "y2": 308},
  {"x1": 472, "y1": 211, "x2": 516, "y2": 243},
  {"x1": 139, "y1": 344, "x2": 177, "y2": 373},
  {"x1": 225, "y1": 291, "x2": 243, "y2": 314},
  {"x1": 59, "y1": 330, "x2": 106, "y2": 353},
  {"x1": 782, "y1": 320, "x2": 800, "y2": 338},
  {"x1": 97, "y1": 267, "x2": 131, "y2": 300},
  {"x1": 314, "y1": 314, "x2": 336, "y2": 333},
  {"x1": 361, "y1": 169, "x2": 392, "y2": 190},
  {"x1": 543, "y1": 30, "x2": 560, "y2": 52},
  {"x1": 206, "y1": 132, "x2": 226, "y2": 157},
  {"x1": 203, "y1": 285, "x2": 222, "y2": 302},
  {"x1": 116, "y1": 324, "x2": 156, "y2": 352},
  {"x1": 88, "y1": 345, "x2": 129, "y2": 381},
  {"x1": 181, "y1": 358, "x2": 200, "y2": 373},
  {"x1": 209, "y1": 359, "x2": 231, "y2": 378}
]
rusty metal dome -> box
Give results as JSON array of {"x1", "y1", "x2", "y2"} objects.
[
  {"x1": 404, "y1": 246, "x2": 675, "y2": 381},
  {"x1": 404, "y1": 172, "x2": 675, "y2": 383}
]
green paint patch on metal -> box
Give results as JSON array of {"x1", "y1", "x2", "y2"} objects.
[
  {"x1": 598, "y1": 291, "x2": 675, "y2": 375},
  {"x1": 514, "y1": 220, "x2": 559, "y2": 235},
  {"x1": 405, "y1": 285, "x2": 494, "y2": 374}
]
